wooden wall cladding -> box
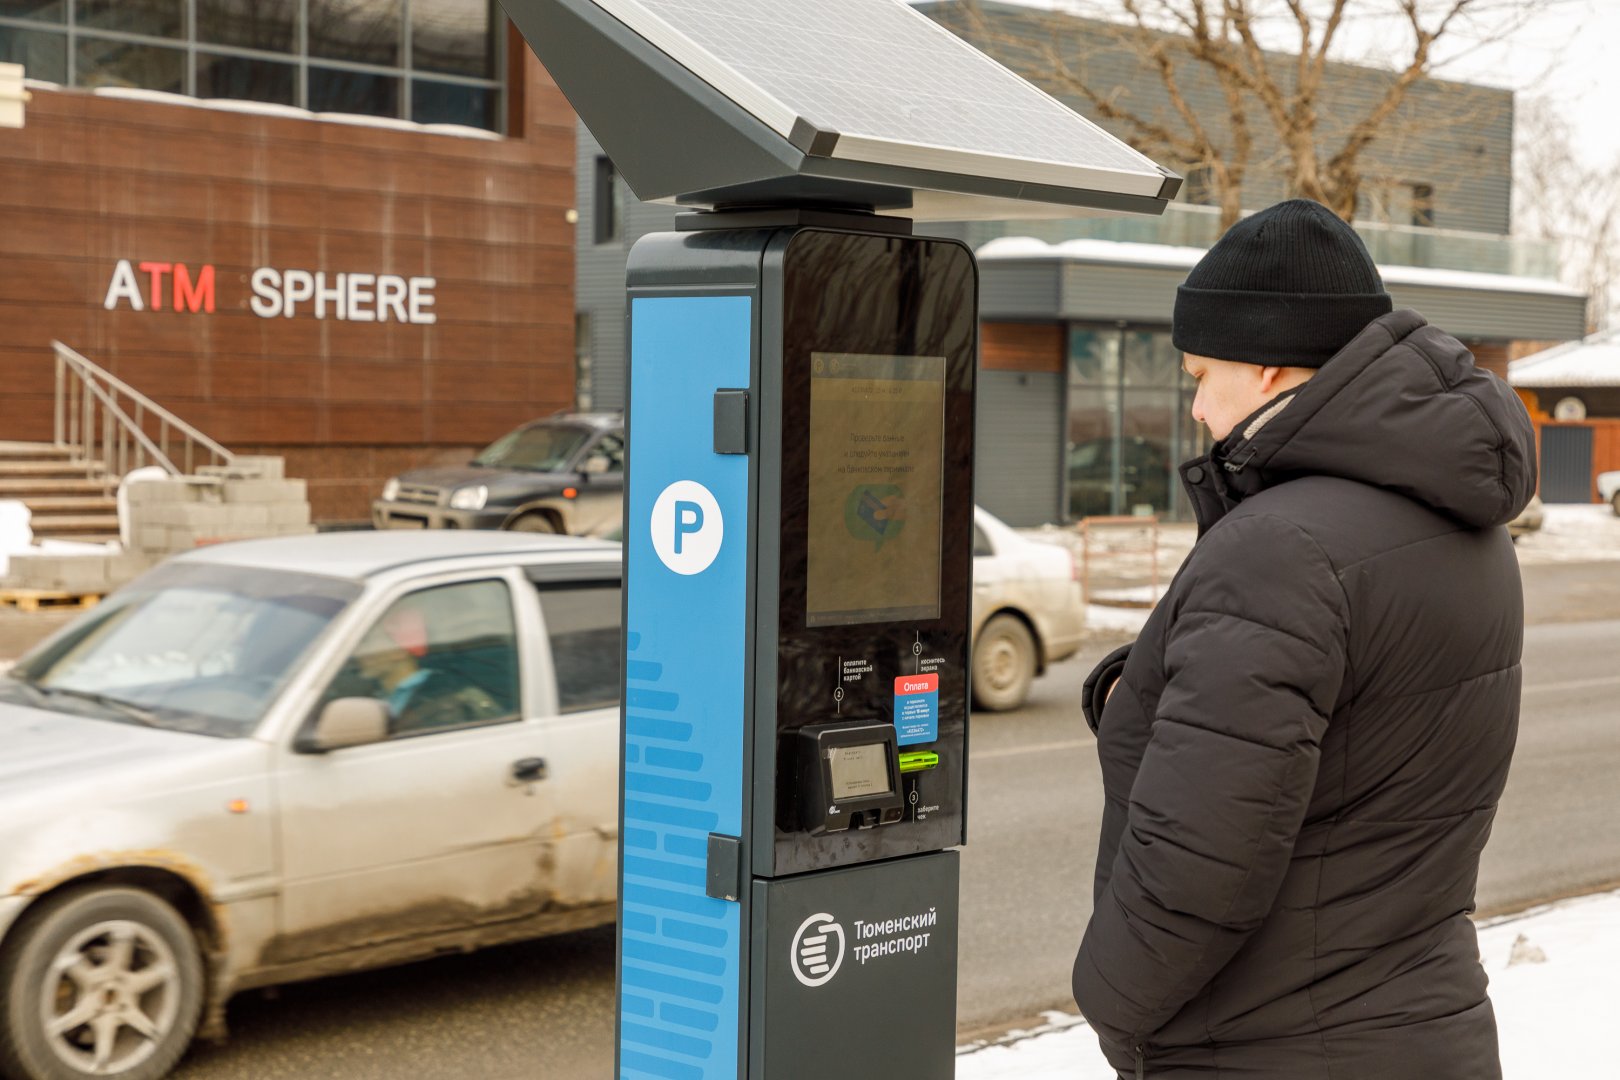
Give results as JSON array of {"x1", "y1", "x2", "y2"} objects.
[
  {"x1": 0, "y1": 39, "x2": 577, "y2": 477},
  {"x1": 981, "y1": 322, "x2": 1065, "y2": 373}
]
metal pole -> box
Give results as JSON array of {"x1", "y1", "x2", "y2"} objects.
[
  {"x1": 67, "y1": 375, "x2": 79, "y2": 454},
  {"x1": 54, "y1": 351, "x2": 64, "y2": 448},
  {"x1": 102, "y1": 404, "x2": 112, "y2": 486},
  {"x1": 81, "y1": 381, "x2": 92, "y2": 465}
]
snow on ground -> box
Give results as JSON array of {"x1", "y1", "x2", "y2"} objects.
[
  {"x1": 1084, "y1": 603, "x2": 1152, "y2": 635},
  {"x1": 1514, "y1": 504, "x2": 1620, "y2": 564},
  {"x1": 956, "y1": 888, "x2": 1620, "y2": 1078}
]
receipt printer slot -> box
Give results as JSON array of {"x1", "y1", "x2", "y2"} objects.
[{"x1": 797, "y1": 721, "x2": 906, "y2": 834}]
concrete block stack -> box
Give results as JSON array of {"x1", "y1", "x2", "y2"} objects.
[
  {"x1": 1, "y1": 456, "x2": 314, "y2": 598},
  {"x1": 127, "y1": 457, "x2": 313, "y2": 555},
  {"x1": 0, "y1": 551, "x2": 157, "y2": 595}
]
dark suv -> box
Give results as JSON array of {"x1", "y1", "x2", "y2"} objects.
[{"x1": 373, "y1": 413, "x2": 624, "y2": 535}]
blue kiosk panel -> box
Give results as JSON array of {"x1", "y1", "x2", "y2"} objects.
[{"x1": 620, "y1": 295, "x2": 752, "y2": 1080}]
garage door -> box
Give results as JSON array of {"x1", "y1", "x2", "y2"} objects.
[{"x1": 1541, "y1": 425, "x2": 1594, "y2": 503}]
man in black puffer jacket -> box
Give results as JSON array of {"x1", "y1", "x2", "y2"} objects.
[{"x1": 1073, "y1": 199, "x2": 1536, "y2": 1079}]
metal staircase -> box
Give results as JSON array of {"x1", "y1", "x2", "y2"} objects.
[{"x1": 0, "y1": 343, "x2": 237, "y2": 545}]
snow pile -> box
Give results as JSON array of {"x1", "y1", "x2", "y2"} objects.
[
  {"x1": 0, "y1": 501, "x2": 31, "y2": 578},
  {"x1": 1084, "y1": 603, "x2": 1152, "y2": 635},
  {"x1": 1515, "y1": 504, "x2": 1620, "y2": 564},
  {"x1": 956, "y1": 888, "x2": 1620, "y2": 1078}
]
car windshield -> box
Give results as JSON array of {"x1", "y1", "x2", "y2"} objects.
[
  {"x1": 472, "y1": 423, "x2": 590, "y2": 472},
  {"x1": 1, "y1": 562, "x2": 360, "y2": 738}
]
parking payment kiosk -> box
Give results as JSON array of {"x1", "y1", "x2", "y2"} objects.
[{"x1": 500, "y1": 1, "x2": 1178, "y2": 1076}]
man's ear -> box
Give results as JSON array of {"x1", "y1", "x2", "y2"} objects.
[{"x1": 1259, "y1": 366, "x2": 1284, "y2": 393}]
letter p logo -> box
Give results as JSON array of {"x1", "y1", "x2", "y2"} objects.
[
  {"x1": 673, "y1": 501, "x2": 704, "y2": 555},
  {"x1": 652, "y1": 481, "x2": 723, "y2": 575}
]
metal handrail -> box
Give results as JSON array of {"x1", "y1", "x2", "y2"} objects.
[{"x1": 51, "y1": 341, "x2": 235, "y2": 484}]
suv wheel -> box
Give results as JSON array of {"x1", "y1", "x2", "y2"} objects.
[
  {"x1": 0, "y1": 888, "x2": 204, "y2": 1080},
  {"x1": 1612, "y1": 491, "x2": 1620, "y2": 518},
  {"x1": 972, "y1": 614, "x2": 1038, "y2": 712},
  {"x1": 508, "y1": 512, "x2": 559, "y2": 534}
]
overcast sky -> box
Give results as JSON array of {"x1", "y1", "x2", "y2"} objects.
[{"x1": 998, "y1": 0, "x2": 1618, "y2": 168}]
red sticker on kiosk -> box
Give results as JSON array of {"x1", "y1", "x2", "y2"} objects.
[{"x1": 894, "y1": 673, "x2": 939, "y2": 746}]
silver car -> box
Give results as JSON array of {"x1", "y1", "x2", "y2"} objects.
[
  {"x1": 971, "y1": 507, "x2": 1086, "y2": 712},
  {"x1": 0, "y1": 533, "x2": 621, "y2": 1080}
]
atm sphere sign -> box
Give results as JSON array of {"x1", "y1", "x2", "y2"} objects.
[{"x1": 651, "y1": 480, "x2": 723, "y2": 575}]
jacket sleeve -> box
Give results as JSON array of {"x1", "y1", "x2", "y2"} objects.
[
  {"x1": 1073, "y1": 513, "x2": 1349, "y2": 1047},
  {"x1": 1082, "y1": 642, "x2": 1133, "y2": 734}
]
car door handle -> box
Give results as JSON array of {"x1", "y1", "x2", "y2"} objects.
[{"x1": 511, "y1": 757, "x2": 549, "y2": 783}]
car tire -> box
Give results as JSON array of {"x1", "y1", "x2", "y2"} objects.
[
  {"x1": 972, "y1": 614, "x2": 1038, "y2": 713},
  {"x1": 508, "y1": 512, "x2": 559, "y2": 534},
  {"x1": 1612, "y1": 492, "x2": 1620, "y2": 518},
  {"x1": 0, "y1": 888, "x2": 205, "y2": 1080}
]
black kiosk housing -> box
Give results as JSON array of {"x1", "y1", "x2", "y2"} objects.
[{"x1": 499, "y1": 2, "x2": 1177, "y2": 1077}]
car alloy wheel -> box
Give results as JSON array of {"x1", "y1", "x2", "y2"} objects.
[
  {"x1": 40, "y1": 920, "x2": 181, "y2": 1075},
  {"x1": 972, "y1": 614, "x2": 1037, "y2": 712},
  {"x1": 1, "y1": 888, "x2": 204, "y2": 1080}
]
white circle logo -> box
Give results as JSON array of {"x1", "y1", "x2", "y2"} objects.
[
  {"x1": 790, "y1": 912, "x2": 845, "y2": 988},
  {"x1": 651, "y1": 481, "x2": 724, "y2": 576}
]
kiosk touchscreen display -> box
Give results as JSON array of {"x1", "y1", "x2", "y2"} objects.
[
  {"x1": 806, "y1": 353, "x2": 946, "y2": 627},
  {"x1": 828, "y1": 743, "x2": 893, "y2": 799}
]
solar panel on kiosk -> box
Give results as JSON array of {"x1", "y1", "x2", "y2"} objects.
[
  {"x1": 499, "y1": 0, "x2": 1179, "y2": 218},
  {"x1": 597, "y1": 0, "x2": 1167, "y2": 196}
]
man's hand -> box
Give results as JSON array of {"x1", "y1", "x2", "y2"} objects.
[{"x1": 1081, "y1": 642, "x2": 1132, "y2": 735}]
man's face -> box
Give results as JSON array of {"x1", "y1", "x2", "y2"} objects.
[{"x1": 1184, "y1": 353, "x2": 1273, "y2": 441}]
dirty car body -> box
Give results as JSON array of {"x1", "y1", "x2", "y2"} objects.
[{"x1": 0, "y1": 532, "x2": 621, "y2": 1075}]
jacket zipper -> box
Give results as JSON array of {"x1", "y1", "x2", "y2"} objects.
[{"x1": 1134, "y1": 1044, "x2": 1146, "y2": 1079}]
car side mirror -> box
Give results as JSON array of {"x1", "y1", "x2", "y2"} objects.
[{"x1": 299, "y1": 698, "x2": 389, "y2": 753}]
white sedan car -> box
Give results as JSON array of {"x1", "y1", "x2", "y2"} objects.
[
  {"x1": 1601, "y1": 470, "x2": 1620, "y2": 516},
  {"x1": 0, "y1": 533, "x2": 620, "y2": 1080},
  {"x1": 971, "y1": 507, "x2": 1086, "y2": 711}
]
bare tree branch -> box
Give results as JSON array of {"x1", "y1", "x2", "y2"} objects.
[{"x1": 950, "y1": 0, "x2": 1566, "y2": 233}]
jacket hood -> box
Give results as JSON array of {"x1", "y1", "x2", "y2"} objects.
[{"x1": 1212, "y1": 309, "x2": 1538, "y2": 529}]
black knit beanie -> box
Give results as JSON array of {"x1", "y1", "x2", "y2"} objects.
[{"x1": 1171, "y1": 199, "x2": 1392, "y2": 368}]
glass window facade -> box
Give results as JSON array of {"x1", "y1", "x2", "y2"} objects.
[
  {"x1": 197, "y1": 0, "x2": 297, "y2": 52},
  {"x1": 0, "y1": 0, "x2": 503, "y2": 131},
  {"x1": 1067, "y1": 324, "x2": 1209, "y2": 522},
  {"x1": 0, "y1": 1, "x2": 63, "y2": 22},
  {"x1": 75, "y1": 35, "x2": 184, "y2": 92},
  {"x1": 197, "y1": 52, "x2": 296, "y2": 106},
  {"x1": 0, "y1": 24, "x2": 65, "y2": 82}
]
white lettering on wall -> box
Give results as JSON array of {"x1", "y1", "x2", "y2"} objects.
[
  {"x1": 103, "y1": 259, "x2": 145, "y2": 312},
  {"x1": 108, "y1": 261, "x2": 440, "y2": 324},
  {"x1": 282, "y1": 269, "x2": 315, "y2": 317},
  {"x1": 377, "y1": 275, "x2": 409, "y2": 323},
  {"x1": 313, "y1": 271, "x2": 345, "y2": 320},
  {"x1": 408, "y1": 276, "x2": 437, "y2": 325},
  {"x1": 346, "y1": 272, "x2": 376, "y2": 322},
  {"x1": 249, "y1": 268, "x2": 283, "y2": 318}
]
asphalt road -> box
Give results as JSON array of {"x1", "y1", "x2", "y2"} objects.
[{"x1": 109, "y1": 561, "x2": 1620, "y2": 1077}]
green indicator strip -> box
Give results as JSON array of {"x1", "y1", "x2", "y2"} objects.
[{"x1": 898, "y1": 751, "x2": 939, "y2": 774}]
